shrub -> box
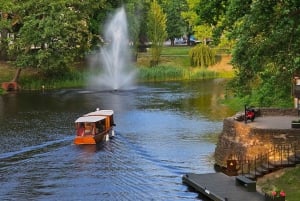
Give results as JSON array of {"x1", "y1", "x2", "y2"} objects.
[{"x1": 189, "y1": 44, "x2": 216, "y2": 68}]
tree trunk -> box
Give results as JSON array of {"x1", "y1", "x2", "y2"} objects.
[
  {"x1": 170, "y1": 38, "x2": 175, "y2": 46},
  {"x1": 12, "y1": 68, "x2": 22, "y2": 82}
]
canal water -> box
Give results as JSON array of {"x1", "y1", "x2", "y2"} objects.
[{"x1": 0, "y1": 79, "x2": 235, "y2": 201}]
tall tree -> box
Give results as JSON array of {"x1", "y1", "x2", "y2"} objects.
[
  {"x1": 227, "y1": 1, "x2": 300, "y2": 106},
  {"x1": 181, "y1": 0, "x2": 199, "y2": 46},
  {"x1": 194, "y1": 0, "x2": 229, "y2": 45},
  {"x1": 89, "y1": 0, "x2": 124, "y2": 49},
  {"x1": 161, "y1": 0, "x2": 187, "y2": 46},
  {"x1": 181, "y1": 0, "x2": 216, "y2": 46},
  {"x1": 147, "y1": 0, "x2": 167, "y2": 66},
  {"x1": 125, "y1": 0, "x2": 147, "y2": 59}
]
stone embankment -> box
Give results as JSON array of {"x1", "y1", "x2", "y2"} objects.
[{"x1": 215, "y1": 108, "x2": 300, "y2": 169}]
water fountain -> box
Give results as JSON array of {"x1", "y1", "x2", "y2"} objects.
[{"x1": 88, "y1": 7, "x2": 137, "y2": 91}]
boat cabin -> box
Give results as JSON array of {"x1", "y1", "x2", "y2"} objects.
[{"x1": 75, "y1": 116, "x2": 107, "y2": 136}]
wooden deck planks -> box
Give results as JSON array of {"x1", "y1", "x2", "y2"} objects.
[{"x1": 182, "y1": 173, "x2": 265, "y2": 201}]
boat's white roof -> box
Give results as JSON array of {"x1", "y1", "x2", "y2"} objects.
[
  {"x1": 75, "y1": 115, "x2": 106, "y2": 123},
  {"x1": 85, "y1": 109, "x2": 114, "y2": 116}
]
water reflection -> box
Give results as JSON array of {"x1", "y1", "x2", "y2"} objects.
[{"x1": 0, "y1": 80, "x2": 234, "y2": 200}]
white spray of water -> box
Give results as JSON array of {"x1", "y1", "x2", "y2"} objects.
[{"x1": 88, "y1": 7, "x2": 137, "y2": 90}]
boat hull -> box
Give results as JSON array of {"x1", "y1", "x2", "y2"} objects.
[{"x1": 74, "y1": 132, "x2": 108, "y2": 145}]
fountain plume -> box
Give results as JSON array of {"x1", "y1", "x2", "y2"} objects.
[{"x1": 88, "y1": 7, "x2": 137, "y2": 91}]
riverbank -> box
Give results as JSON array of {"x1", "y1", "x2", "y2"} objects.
[{"x1": 0, "y1": 51, "x2": 234, "y2": 92}]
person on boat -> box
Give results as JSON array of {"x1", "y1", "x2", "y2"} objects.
[{"x1": 77, "y1": 123, "x2": 85, "y2": 136}]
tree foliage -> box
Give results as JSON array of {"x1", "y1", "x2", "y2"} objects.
[
  {"x1": 3, "y1": 0, "x2": 108, "y2": 78},
  {"x1": 147, "y1": 0, "x2": 167, "y2": 66},
  {"x1": 181, "y1": 0, "x2": 219, "y2": 45},
  {"x1": 0, "y1": 0, "x2": 154, "y2": 75},
  {"x1": 0, "y1": 1, "x2": 20, "y2": 60},
  {"x1": 227, "y1": 1, "x2": 300, "y2": 106},
  {"x1": 181, "y1": 0, "x2": 199, "y2": 45},
  {"x1": 161, "y1": 0, "x2": 187, "y2": 46},
  {"x1": 125, "y1": 0, "x2": 147, "y2": 56},
  {"x1": 195, "y1": 0, "x2": 228, "y2": 26},
  {"x1": 189, "y1": 44, "x2": 215, "y2": 68},
  {"x1": 190, "y1": 0, "x2": 300, "y2": 106}
]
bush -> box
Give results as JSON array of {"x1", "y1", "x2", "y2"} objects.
[{"x1": 189, "y1": 44, "x2": 216, "y2": 67}]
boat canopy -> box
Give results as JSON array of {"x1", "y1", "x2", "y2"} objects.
[
  {"x1": 85, "y1": 110, "x2": 114, "y2": 116},
  {"x1": 75, "y1": 115, "x2": 106, "y2": 123}
]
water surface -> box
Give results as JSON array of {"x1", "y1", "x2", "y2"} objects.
[{"x1": 0, "y1": 80, "x2": 234, "y2": 200}]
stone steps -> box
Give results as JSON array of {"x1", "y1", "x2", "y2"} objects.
[
  {"x1": 261, "y1": 163, "x2": 275, "y2": 170},
  {"x1": 244, "y1": 153, "x2": 299, "y2": 179}
]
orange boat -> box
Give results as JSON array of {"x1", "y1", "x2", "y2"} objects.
[{"x1": 74, "y1": 109, "x2": 115, "y2": 145}]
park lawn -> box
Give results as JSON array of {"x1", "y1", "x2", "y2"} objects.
[
  {"x1": 137, "y1": 45, "x2": 191, "y2": 67},
  {"x1": 137, "y1": 53, "x2": 190, "y2": 68},
  {"x1": 161, "y1": 46, "x2": 191, "y2": 55}
]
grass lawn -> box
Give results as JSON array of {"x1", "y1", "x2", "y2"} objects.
[
  {"x1": 161, "y1": 46, "x2": 191, "y2": 55},
  {"x1": 257, "y1": 166, "x2": 300, "y2": 201}
]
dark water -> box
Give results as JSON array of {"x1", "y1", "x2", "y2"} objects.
[{"x1": 0, "y1": 79, "x2": 235, "y2": 201}]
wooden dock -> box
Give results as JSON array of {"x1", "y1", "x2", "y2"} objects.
[{"x1": 182, "y1": 173, "x2": 265, "y2": 201}]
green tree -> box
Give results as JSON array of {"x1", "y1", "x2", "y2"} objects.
[
  {"x1": 161, "y1": 0, "x2": 187, "y2": 46},
  {"x1": 147, "y1": 0, "x2": 167, "y2": 66},
  {"x1": 89, "y1": 0, "x2": 125, "y2": 49},
  {"x1": 195, "y1": 0, "x2": 228, "y2": 26},
  {"x1": 0, "y1": 1, "x2": 20, "y2": 60},
  {"x1": 7, "y1": 0, "x2": 106, "y2": 78},
  {"x1": 186, "y1": 0, "x2": 300, "y2": 106},
  {"x1": 181, "y1": 0, "x2": 216, "y2": 46},
  {"x1": 181, "y1": 0, "x2": 199, "y2": 46},
  {"x1": 125, "y1": 0, "x2": 146, "y2": 59},
  {"x1": 227, "y1": 1, "x2": 300, "y2": 106}
]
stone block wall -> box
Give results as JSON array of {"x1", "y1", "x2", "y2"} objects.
[
  {"x1": 214, "y1": 108, "x2": 300, "y2": 168},
  {"x1": 258, "y1": 108, "x2": 298, "y2": 116}
]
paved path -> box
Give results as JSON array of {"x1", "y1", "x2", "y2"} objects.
[{"x1": 247, "y1": 116, "x2": 298, "y2": 129}]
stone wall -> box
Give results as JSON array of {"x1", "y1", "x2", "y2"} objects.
[
  {"x1": 214, "y1": 108, "x2": 300, "y2": 168},
  {"x1": 258, "y1": 108, "x2": 298, "y2": 116}
]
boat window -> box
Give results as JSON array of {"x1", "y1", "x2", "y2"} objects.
[
  {"x1": 84, "y1": 123, "x2": 94, "y2": 135},
  {"x1": 76, "y1": 123, "x2": 85, "y2": 136}
]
